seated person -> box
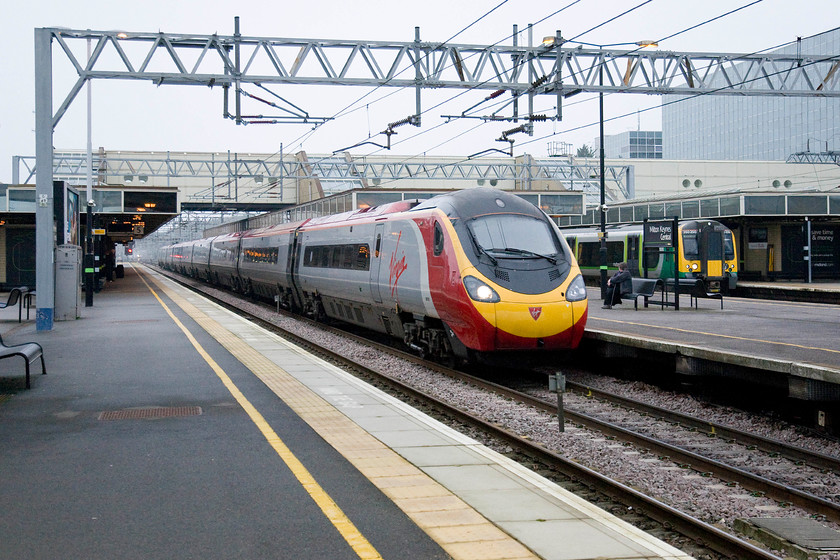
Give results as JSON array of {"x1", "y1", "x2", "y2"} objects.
[{"x1": 603, "y1": 262, "x2": 631, "y2": 309}]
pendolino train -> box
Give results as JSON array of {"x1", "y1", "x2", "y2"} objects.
[
  {"x1": 563, "y1": 220, "x2": 738, "y2": 293},
  {"x1": 159, "y1": 188, "x2": 589, "y2": 363}
]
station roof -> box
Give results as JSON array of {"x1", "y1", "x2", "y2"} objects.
[
  {"x1": 205, "y1": 188, "x2": 587, "y2": 237},
  {"x1": 555, "y1": 188, "x2": 840, "y2": 227},
  {"x1": 0, "y1": 183, "x2": 179, "y2": 241}
]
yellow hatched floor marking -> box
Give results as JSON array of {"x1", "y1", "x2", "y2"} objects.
[
  {"x1": 136, "y1": 271, "x2": 382, "y2": 560},
  {"x1": 140, "y1": 267, "x2": 537, "y2": 560}
]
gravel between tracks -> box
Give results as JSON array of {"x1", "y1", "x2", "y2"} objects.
[{"x1": 205, "y1": 285, "x2": 840, "y2": 559}]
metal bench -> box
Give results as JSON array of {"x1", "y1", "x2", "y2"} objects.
[
  {"x1": 664, "y1": 278, "x2": 724, "y2": 309},
  {"x1": 0, "y1": 287, "x2": 28, "y2": 323},
  {"x1": 0, "y1": 332, "x2": 46, "y2": 389},
  {"x1": 626, "y1": 278, "x2": 664, "y2": 310}
]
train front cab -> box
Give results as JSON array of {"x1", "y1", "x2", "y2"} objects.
[
  {"x1": 429, "y1": 195, "x2": 588, "y2": 360},
  {"x1": 678, "y1": 220, "x2": 738, "y2": 294}
]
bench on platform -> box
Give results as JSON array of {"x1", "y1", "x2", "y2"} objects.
[
  {"x1": 0, "y1": 287, "x2": 28, "y2": 323},
  {"x1": 626, "y1": 278, "x2": 664, "y2": 310},
  {"x1": 664, "y1": 278, "x2": 724, "y2": 309},
  {"x1": 0, "y1": 332, "x2": 46, "y2": 389}
]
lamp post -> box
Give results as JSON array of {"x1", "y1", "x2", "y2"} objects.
[
  {"x1": 593, "y1": 40, "x2": 658, "y2": 298},
  {"x1": 85, "y1": 37, "x2": 94, "y2": 307},
  {"x1": 598, "y1": 60, "x2": 607, "y2": 299}
]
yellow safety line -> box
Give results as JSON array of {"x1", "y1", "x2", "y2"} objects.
[
  {"x1": 591, "y1": 316, "x2": 840, "y2": 355},
  {"x1": 135, "y1": 270, "x2": 383, "y2": 560}
]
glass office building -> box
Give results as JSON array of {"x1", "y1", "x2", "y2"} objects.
[
  {"x1": 595, "y1": 131, "x2": 663, "y2": 159},
  {"x1": 662, "y1": 29, "x2": 840, "y2": 161}
]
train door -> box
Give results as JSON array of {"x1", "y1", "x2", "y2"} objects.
[
  {"x1": 288, "y1": 228, "x2": 305, "y2": 311},
  {"x1": 626, "y1": 234, "x2": 640, "y2": 276},
  {"x1": 370, "y1": 223, "x2": 385, "y2": 303},
  {"x1": 702, "y1": 225, "x2": 724, "y2": 277}
]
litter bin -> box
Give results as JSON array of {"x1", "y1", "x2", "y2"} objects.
[{"x1": 115, "y1": 264, "x2": 124, "y2": 279}]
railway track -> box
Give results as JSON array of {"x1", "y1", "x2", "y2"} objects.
[{"x1": 154, "y1": 266, "x2": 827, "y2": 560}]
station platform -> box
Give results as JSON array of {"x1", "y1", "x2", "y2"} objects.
[
  {"x1": 0, "y1": 265, "x2": 690, "y2": 560},
  {"x1": 584, "y1": 281, "x2": 840, "y2": 395}
]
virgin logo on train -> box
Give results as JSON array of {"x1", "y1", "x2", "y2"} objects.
[{"x1": 529, "y1": 307, "x2": 542, "y2": 320}]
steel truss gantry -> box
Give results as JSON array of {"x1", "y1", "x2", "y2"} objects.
[
  {"x1": 32, "y1": 22, "x2": 840, "y2": 330},
  {"x1": 45, "y1": 25, "x2": 840, "y2": 131},
  {"x1": 15, "y1": 152, "x2": 632, "y2": 202}
]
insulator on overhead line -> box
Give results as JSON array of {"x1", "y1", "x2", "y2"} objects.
[
  {"x1": 501, "y1": 124, "x2": 527, "y2": 137},
  {"x1": 388, "y1": 114, "x2": 420, "y2": 129},
  {"x1": 531, "y1": 75, "x2": 548, "y2": 88},
  {"x1": 529, "y1": 114, "x2": 548, "y2": 121},
  {"x1": 487, "y1": 89, "x2": 505, "y2": 100}
]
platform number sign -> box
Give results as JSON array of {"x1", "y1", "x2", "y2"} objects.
[{"x1": 644, "y1": 218, "x2": 681, "y2": 310}]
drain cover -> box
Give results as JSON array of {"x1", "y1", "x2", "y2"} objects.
[{"x1": 98, "y1": 406, "x2": 202, "y2": 420}]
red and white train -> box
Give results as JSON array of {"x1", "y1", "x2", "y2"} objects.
[{"x1": 158, "y1": 188, "x2": 588, "y2": 363}]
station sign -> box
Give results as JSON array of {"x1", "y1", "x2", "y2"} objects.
[
  {"x1": 644, "y1": 220, "x2": 675, "y2": 248},
  {"x1": 93, "y1": 229, "x2": 106, "y2": 235}
]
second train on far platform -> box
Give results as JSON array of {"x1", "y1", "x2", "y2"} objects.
[{"x1": 562, "y1": 220, "x2": 738, "y2": 294}]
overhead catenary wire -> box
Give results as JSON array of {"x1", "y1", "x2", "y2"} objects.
[
  {"x1": 359, "y1": 3, "x2": 835, "y2": 191},
  {"x1": 238, "y1": 1, "x2": 823, "y2": 198},
  {"x1": 237, "y1": 1, "x2": 762, "y2": 196},
  {"x1": 373, "y1": 0, "x2": 793, "y2": 163}
]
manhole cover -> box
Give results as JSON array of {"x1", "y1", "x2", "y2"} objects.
[{"x1": 98, "y1": 406, "x2": 202, "y2": 420}]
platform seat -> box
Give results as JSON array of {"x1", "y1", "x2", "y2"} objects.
[
  {"x1": 0, "y1": 333, "x2": 46, "y2": 389},
  {"x1": 626, "y1": 278, "x2": 664, "y2": 310},
  {"x1": 0, "y1": 287, "x2": 28, "y2": 323},
  {"x1": 664, "y1": 278, "x2": 724, "y2": 309}
]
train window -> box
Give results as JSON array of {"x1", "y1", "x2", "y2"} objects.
[
  {"x1": 576, "y1": 241, "x2": 624, "y2": 267},
  {"x1": 644, "y1": 249, "x2": 662, "y2": 269},
  {"x1": 683, "y1": 229, "x2": 700, "y2": 260},
  {"x1": 433, "y1": 222, "x2": 444, "y2": 256},
  {"x1": 330, "y1": 246, "x2": 342, "y2": 268},
  {"x1": 243, "y1": 247, "x2": 279, "y2": 264},
  {"x1": 467, "y1": 215, "x2": 559, "y2": 257},
  {"x1": 626, "y1": 235, "x2": 640, "y2": 271},
  {"x1": 707, "y1": 233, "x2": 723, "y2": 260},
  {"x1": 341, "y1": 246, "x2": 354, "y2": 269},
  {"x1": 606, "y1": 241, "x2": 625, "y2": 265},
  {"x1": 724, "y1": 232, "x2": 735, "y2": 260},
  {"x1": 355, "y1": 245, "x2": 370, "y2": 270},
  {"x1": 577, "y1": 242, "x2": 599, "y2": 267},
  {"x1": 303, "y1": 244, "x2": 371, "y2": 270},
  {"x1": 375, "y1": 234, "x2": 382, "y2": 258}
]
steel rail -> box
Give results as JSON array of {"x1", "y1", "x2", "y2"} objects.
[
  {"x1": 153, "y1": 267, "x2": 783, "y2": 560},
  {"x1": 435, "y1": 369, "x2": 840, "y2": 524},
  {"x1": 566, "y1": 380, "x2": 840, "y2": 474}
]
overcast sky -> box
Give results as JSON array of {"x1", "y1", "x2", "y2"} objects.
[{"x1": 1, "y1": 0, "x2": 837, "y2": 183}]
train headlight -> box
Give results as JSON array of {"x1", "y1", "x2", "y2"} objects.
[
  {"x1": 463, "y1": 276, "x2": 500, "y2": 303},
  {"x1": 566, "y1": 274, "x2": 587, "y2": 302},
  {"x1": 691, "y1": 263, "x2": 699, "y2": 271}
]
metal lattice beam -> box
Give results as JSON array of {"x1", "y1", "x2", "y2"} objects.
[
  {"x1": 45, "y1": 27, "x2": 840, "y2": 127},
  {"x1": 15, "y1": 152, "x2": 633, "y2": 201}
]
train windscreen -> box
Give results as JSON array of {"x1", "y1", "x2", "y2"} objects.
[{"x1": 467, "y1": 215, "x2": 560, "y2": 259}]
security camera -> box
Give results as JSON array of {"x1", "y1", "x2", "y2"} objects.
[{"x1": 87, "y1": 199, "x2": 96, "y2": 207}]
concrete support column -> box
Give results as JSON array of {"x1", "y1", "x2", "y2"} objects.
[{"x1": 34, "y1": 28, "x2": 54, "y2": 331}]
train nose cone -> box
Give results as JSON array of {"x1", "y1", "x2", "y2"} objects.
[{"x1": 495, "y1": 301, "x2": 573, "y2": 338}]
